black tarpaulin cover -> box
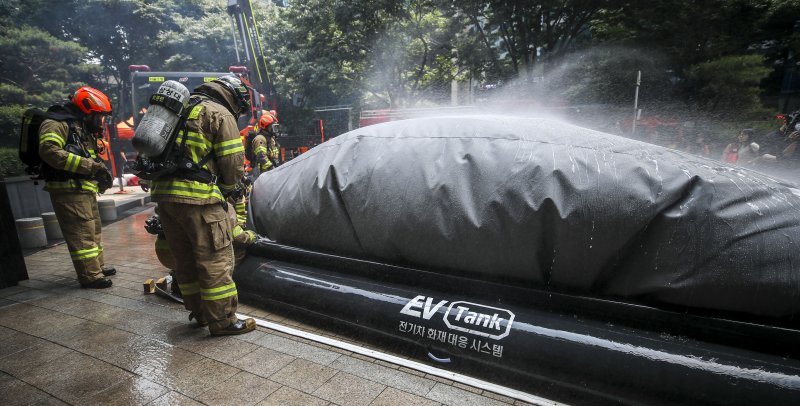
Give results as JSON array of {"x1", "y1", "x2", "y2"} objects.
[{"x1": 250, "y1": 116, "x2": 800, "y2": 318}]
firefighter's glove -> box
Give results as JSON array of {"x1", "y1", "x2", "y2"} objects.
[
  {"x1": 144, "y1": 215, "x2": 162, "y2": 235},
  {"x1": 244, "y1": 230, "x2": 256, "y2": 245},
  {"x1": 90, "y1": 161, "x2": 107, "y2": 175},
  {"x1": 92, "y1": 165, "x2": 113, "y2": 194},
  {"x1": 223, "y1": 184, "x2": 245, "y2": 201},
  {"x1": 242, "y1": 174, "x2": 253, "y2": 188}
]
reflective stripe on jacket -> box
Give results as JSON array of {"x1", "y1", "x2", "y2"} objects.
[
  {"x1": 267, "y1": 146, "x2": 280, "y2": 160},
  {"x1": 38, "y1": 118, "x2": 99, "y2": 194}
]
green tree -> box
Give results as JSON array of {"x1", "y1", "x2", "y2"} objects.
[
  {"x1": 156, "y1": 0, "x2": 241, "y2": 72},
  {"x1": 8, "y1": 0, "x2": 218, "y2": 118},
  {"x1": 0, "y1": 25, "x2": 99, "y2": 146},
  {"x1": 365, "y1": 0, "x2": 461, "y2": 107},
  {"x1": 277, "y1": 0, "x2": 461, "y2": 109},
  {"x1": 591, "y1": 0, "x2": 796, "y2": 112},
  {"x1": 551, "y1": 47, "x2": 673, "y2": 106},
  {"x1": 685, "y1": 55, "x2": 771, "y2": 117},
  {"x1": 448, "y1": 0, "x2": 626, "y2": 82}
]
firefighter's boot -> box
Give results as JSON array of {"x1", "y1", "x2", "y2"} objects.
[
  {"x1": 210, "y1": 318, "x2": 256, "y2": 336},
  {"x1": 81, "y1": 278, "x2": 112, "y2": 289},
  {"x1": 102, "y1": 266, "x2": 117, "y2": 276}
]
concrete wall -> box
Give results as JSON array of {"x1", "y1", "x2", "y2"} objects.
[
  {"x1": 2, "y1": 176, "x2": 53, "y2": 220},
  {"x1": 0, "y1": 181, "x2": 28, "y2": 286}
]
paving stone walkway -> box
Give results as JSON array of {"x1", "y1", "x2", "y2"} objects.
[{"x1": 1, "y1": 204, "x2": 530, "y2": 406}]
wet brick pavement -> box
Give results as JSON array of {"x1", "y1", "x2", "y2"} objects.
[{"x1": 1, "y1": 204, "x2": 528, "y2": 406}]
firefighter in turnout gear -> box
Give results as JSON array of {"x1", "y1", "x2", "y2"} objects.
[
  {"x1": 149, "y1": 75, "x2": 256, "y2": 336},
  {"x1": 39, "y1": 86, "x2": 116, "y2": 289},
  {"x1": 250, "y1": 112, "x2": 278, "y2": 174}
]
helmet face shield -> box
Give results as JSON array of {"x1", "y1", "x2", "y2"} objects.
[
  {"x1": 86, "y1": 112, "x2": 109, "y2": 135},
  {"x1": 214, "y1": 75, "x2": 251, "y2": 115}
]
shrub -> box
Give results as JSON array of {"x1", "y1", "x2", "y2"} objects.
[{"x1": 0, "y1": 147, "x2": 27, "y2": 179}]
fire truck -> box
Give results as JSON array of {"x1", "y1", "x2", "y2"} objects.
[{"x1": 107, "y1": 0, "x2": 274, "y2": 172}]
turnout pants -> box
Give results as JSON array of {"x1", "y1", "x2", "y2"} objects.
[
  {"x1": 50, "y1": 192, "x2": 105, "y2": 285},
  {"x1": 157, "y1": 202, "x2": 238, "y2": 332}
]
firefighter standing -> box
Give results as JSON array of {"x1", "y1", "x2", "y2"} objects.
[
  {"x1": 250, "y1": 112, "x2": 279, "y2": 174},
  {"x1": 39, "y1": 87, "x2": 116, "y2": 289},
  {"x1": 266, "y1": 110, "x2": 281, "y2": 168},
  {"x1": 149, "y1": 75, "x2": 256, "y2": 336}
]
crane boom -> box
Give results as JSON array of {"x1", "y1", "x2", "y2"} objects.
[{"x1": 226, "y1": 0, "x2": 273, "y2": 101}]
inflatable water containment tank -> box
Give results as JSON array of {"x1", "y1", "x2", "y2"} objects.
[{"x1": 238, "y1": 116, "x2": 800, "y2": 405}]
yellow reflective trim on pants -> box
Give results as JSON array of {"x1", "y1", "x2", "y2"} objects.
[
  {"x1": 178, "y1": 282, "x2": 200, "y2": 296},
  {"x1": 40, "y1": 133, "x2": 66, "y2": 147},
  {"x1": 200, "y1": 282, "x2": 237, "y2": 301},
  {"x1": 70, "y1": 246, "x2": 100, "y2": 261},
  {"x1": 202, "y1": 282, "x2": 237, "y2": 294},
  {"x1": 201, "y1": 288, "x2": 237, "y2": 301}
]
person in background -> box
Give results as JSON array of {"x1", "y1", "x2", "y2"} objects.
[
  {"x1": 249, "y1": 112, "x2": 278, "y2": 174},
  {"x1": 721, "y1": 129, "x2": 757, "y2": 165}
]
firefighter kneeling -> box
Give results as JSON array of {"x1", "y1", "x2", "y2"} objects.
[{"x1": 147, "y1": 76, "x2": 256, "y2": 336}]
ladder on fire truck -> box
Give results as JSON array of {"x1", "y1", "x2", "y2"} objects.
[{"x1": 226, "y1": 0, "x2": 275, "y2": 109}]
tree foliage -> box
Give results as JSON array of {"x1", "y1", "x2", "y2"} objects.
[
  {"x1": 0, "y1": 0, "x2": 797, "y2": 141},
  {"x1": 0, "y1": 24, "x2": 99, "y2": 146},
  {"x1": 685, "y1": 55, "x2": 772, "y2": 117},
  {"x1": 449, "y1": 0, "x2": 625, "y2": 81}
]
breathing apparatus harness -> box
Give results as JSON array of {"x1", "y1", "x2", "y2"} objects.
[
  {"x1": 133, "y1": 95, "x2": 216, "y2": 185},
  {"x1": 38, "y1": 105, "x2": 103, "y2": 185},
  {"x1": 133, "y1": 78, "x2": 249, "y2": 200}
]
